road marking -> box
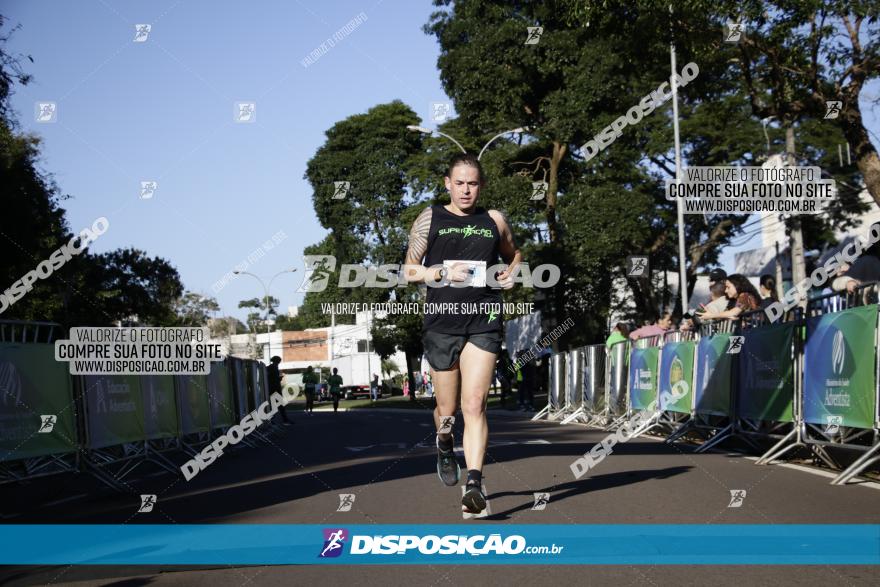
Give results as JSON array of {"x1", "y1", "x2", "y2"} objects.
[
  {"x1": 461, "y1": 482, "x2": 491, "y2": 519},
  {"x1": 345, "y1": 442, "x2": 409, "y2": 452}
]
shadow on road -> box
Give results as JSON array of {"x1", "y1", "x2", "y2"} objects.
[{"x1": 483, "y1": 466, "x2": 692, "y2": 520}]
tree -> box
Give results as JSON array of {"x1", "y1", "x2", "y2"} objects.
[
  {"x1": 73, "y1": 248, "x2": 184, "y2": 326},
  {"x1": 208, "y1": 316, "x2": 247, "y2": 338},
  {"x1": 425, "y1": 0, "x2": 873, "y2": 342},
  {"x1": 174, "y1": 291, "x2": 220, "y2": 326},
  {"x1": 302, "y1": 101, "x2": 431, "y2": 379},
  {"x1": 273, "y1": 313, "x2": 305, "y2": 331},
  {"x1": 1, "y1": 22, "x2": 187, "y2": 329},
  {"x1": 717, "y1": 0, "x2": 880, "y2": 207}
]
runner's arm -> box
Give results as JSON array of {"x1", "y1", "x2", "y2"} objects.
[
  {"x1": 489, "y1": 210, "x2": 522, "y2": 289},
  {"x1": 403, "y1": 207, "x2": 442, "y2": 284}
]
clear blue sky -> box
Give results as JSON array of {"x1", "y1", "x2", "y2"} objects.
[
  {"x1": 4, "y1": 0, "x2": 451, "y2": 323},
  {"x1": 4, "y1": 1, "x2": 878, "y2": 322}
]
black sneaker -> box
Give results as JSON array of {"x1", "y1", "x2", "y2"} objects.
[
  {"x1": 461, "y1": 481, "x2": 486, "y2": 513},
  {"x1": 436, "y1": 436, "x2": 460, "y2": 486}
]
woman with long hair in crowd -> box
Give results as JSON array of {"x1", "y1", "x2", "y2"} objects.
[{"x1": 758, "y1": 274, "x2": 778, "y2": 310}]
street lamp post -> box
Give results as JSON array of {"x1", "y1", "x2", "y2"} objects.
[
  {"x1": 407, "y1": 125, "x2": 527, "y2": 160},
  {"x1": 478, "y1": 127, "x2": 527, "y2": 160},
  {"x1": 233, "y1": 268, "x2": 297, "y2": 361}
]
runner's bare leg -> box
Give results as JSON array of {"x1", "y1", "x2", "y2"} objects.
[
  {"x1": 458, "y1": 342, "x2": 496, "y2": 472},
  {"x1": 432, "y1": 366, "x2": 460, "y2": 440}
]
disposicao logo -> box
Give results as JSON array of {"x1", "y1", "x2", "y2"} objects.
[{"x1": 319, "y1": 528, "x2": 348, "y2": 558}]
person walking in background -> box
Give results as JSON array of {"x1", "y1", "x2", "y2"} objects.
[
  {"x1": 496, "y1": 350, "x2": 513, "y2": 408},
  {"x1": 518, "y1": 351, "x2": 536, "y2": 412},
  {"x1": 370, "y1": 373, "x2": 380, "y2": 402},
  {"x1": 267, "y1": 356, "x2": 291, "y2": 426},
  {"x1": 302, "y1": 365, "x2": 318, "y2": 414},
  {"x1": 403, "y1": 377, "x2": 410, "y2": 397},
  {"x1": 328, "y1": 367, "x2": 344, "y2": 413}
]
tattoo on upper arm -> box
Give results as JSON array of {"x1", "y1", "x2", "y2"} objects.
[{"x1": 405, "y1": 207, "x2": 432, "y2": 264}]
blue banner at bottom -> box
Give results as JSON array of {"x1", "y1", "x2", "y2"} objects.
[{"x1": 1, "y1": 525, "x2": 878, "y2": 565}]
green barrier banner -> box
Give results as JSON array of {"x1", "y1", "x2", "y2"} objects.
[
  {"x1": 0, "y1": 343, "x2": 77, "y2": 461},
  {"x1": 738, "y1": 322, "x2": 795, "y2": 422},
  {"x1": 208, "y1": 361, "x2": 235, "y2": 428},
  {"x1": 629, "y1": 346, "x2": 660, "y2": 411},
  {"x1": 804, "y1": 304, "x2": 878, "y2": 430},
  {"x1": 83, "y1": 375, "x2": 145, "y2": 448},
  {"x1": 658, "y1": 341, "x2": 695, "y2": 414},
  {"x1": 141, "y1": 375, "x2": 178, "y2": 440},
  {"x1": 695, "y1": 334, "x2": 733, "y2": 416},
  {"x1": 176, "y1": 375, "x2": 210, "y2": 435}
]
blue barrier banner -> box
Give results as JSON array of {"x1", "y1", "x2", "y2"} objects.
[
  {"x1": 628, "y1": 346, "x2": 659, "y2": 411},
  {"x1": 0, "y1": 524, "x2": 877, "y2": 565}
]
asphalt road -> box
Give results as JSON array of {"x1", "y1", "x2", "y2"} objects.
[{"x1": 2, "y1": 406, "x2": 879, "y2": 586}]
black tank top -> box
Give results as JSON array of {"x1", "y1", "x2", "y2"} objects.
[{"x1": 423, "y1": 205, "x2": 503, "y2": 334}]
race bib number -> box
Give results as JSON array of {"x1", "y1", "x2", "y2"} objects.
[{"x1": 444, "y1": 260, "x2": 486, "y2": 287}]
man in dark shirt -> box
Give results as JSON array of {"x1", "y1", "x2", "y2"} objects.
[
  {"x1": 403, "y1": 153, "x2": 522, "y2": 514},
  {"x1": 267, "y1": 356, "x2": 291, "y2": 426},
  {"x1": 328, "y1": 367, "x2": 344, "y2": 413},
  {"x1": 837, "y1": 246, "x2": 880, "y2": 293}
]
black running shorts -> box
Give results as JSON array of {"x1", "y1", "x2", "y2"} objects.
[{"x1": 422, "y1": 330, "x2": 502, "y2": 371}]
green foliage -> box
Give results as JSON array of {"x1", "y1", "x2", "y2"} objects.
[
  {"x1": 1, "y1": 22, "x2": 186, "y2": 328},
  {"x1": 174, "y1": 291, "x2": 220, "y2": 326}
]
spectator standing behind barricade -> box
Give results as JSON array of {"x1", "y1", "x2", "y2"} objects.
[
  {"x1": 605, "y1": 323, "x2": 630, "y2": 348},
  {"x1": 267, "y1": 356, "x2": 291, "y2": 426},
  {"x1": 414, "y1": 371, "x2": 423, "y2": 396},
  {"x1": 832, "y1": 241, "x2": 880, "y2": 295},
  {"x1": 328, "y1": 367, "x2": 344, "y2": 413},
  {"x1": 302, "y1": 365, "x2": 318, "y2": 414},
  {"x1": 629, "y1": 313, "x2": 672, "y2": 341},
  {"x1": 759, "y1": 274, "x2": 779, "y2": 310},
  {"x1": 703, "y1": 281, "x2": 730, "y2": 315},
  {"x1": 696, "y1": 274, "x2": 761, "y2": 321},
  {"x1": 424, "y1": 372, "x2": 434, "y2": 398},
  {"x1": 708, "y1": 268, "x2": 734, "y2": 310}
]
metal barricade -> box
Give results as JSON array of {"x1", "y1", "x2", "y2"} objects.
[
  {"x1": 532, "y1": 352, "x2": 567, "y2": 421},
  {"x1": 560, "y1": 348, "x2": 586, "y2": 424}
]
